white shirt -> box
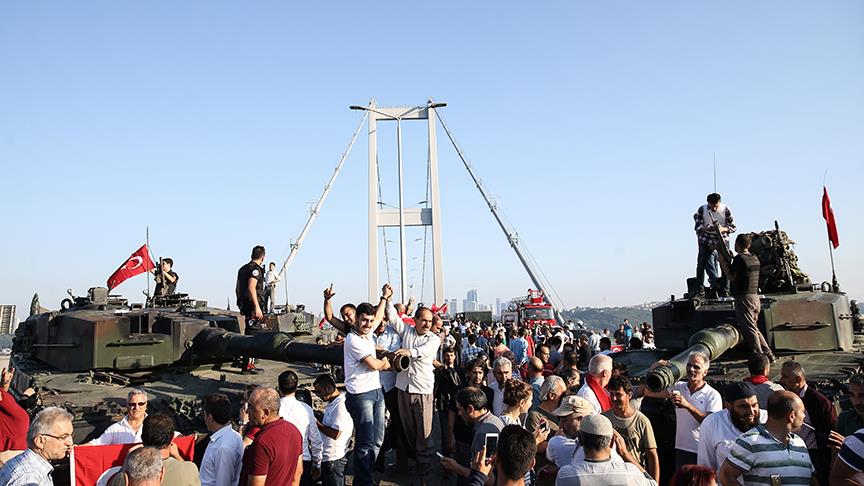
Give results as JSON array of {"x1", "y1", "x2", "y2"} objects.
[
  {"x1": 588, "y1": 333, "x2": 601, "y2": 352},
  {"x1": 264, "y1": 270, "x2": 280, "y2": 287},
  {"x1": 375, "y1": 326, "x2": 403, "y2": 393},
  {"x1": 321, "y1": 393, "x2": 353, "y2": 462},
  {"x1": 199, "y1": 424, "x2": 243, "y2": 486},
  {"x1": 344, "y1": 331, "x2": 380, "y2": 394},
  {"x1": 90, "y1": 415, "x2": 143, "y2": 445},
  {"x1": 697, "y1": 408, "x2": 768, "y2": 472},
  {"x1": 671, "y1": 381, "x2": 722, "y2": 453},
  {"x1": 387, "y1": 303, "x2": 440, "y2": 395},
  {"x1": 576, "y1": 382, "x2": 604, "y2": 415},
  {"x1": 279, "y1": 395, "x2": 324, "y2": 466},
  {"x1": 547, "y1": 435, "x2": 579, "y2": 467}
]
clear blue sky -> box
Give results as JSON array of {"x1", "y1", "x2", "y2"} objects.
[{"x1": 1, "y1": 2, "x2": 861, "y2": 318}]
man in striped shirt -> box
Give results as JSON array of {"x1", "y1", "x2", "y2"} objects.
[
  {"x1": 829, "y1": 427, "x2": 864, "y2": 485},
  {"x1": 718, "y1": 390, "x2": 815, "y2": 486}
]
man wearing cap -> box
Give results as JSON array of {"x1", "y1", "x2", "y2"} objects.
[
  {"x1": 576, "y1": 354, "x2": 613, "y2": 414},
  {"x1": 697, "y1": 382, "x2": 766, "y2": 473},
  {"x1": 556, "y1": 414, "x2": 657, "y2": 485},
  {"x1": 546, "y1": 395, "x2": 595, "y2": 468}
]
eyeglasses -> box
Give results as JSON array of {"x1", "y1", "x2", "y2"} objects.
[
  {"x1": 41, "y1": 433, "x2": 73, "y2": 442},
  {"x1": 128, "y1": 401, "x2": 147, "y2": 407}
]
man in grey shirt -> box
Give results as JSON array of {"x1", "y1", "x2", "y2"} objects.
[{"x1": 440, "y1": 387, "x2": 504, "y2": 485}]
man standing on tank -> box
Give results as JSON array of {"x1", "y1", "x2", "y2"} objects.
[
  {"x1": 694, "y1": 192, "x2": 736, "y2": 295},
  {"x1": 152, "y1": 258, "x2": 178, "y2": 296},
  {"x1": 235, "y1": 245, "x2": 267, "y2": 374},
  {"x1": 730, "y1": 233, "x2": 776, "y2": 362}
]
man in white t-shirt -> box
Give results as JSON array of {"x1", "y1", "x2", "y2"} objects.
[
  {"x1": 313, "y1": 373, "x2": 354, "y2": 486},
  {"x1": 667, "y1": 351, "x2": 722, "y2": 469},
  {"x1": 278, "y1": 370, "x2": 323, "y2": 485},
  {"x1": 89, "y1": 389, "x2": 148, "y2": 445},
  {"x1": 576, "y1": 354, "x2": 613, "y2": 414},
  {"x1": 341, "y1": 286, "x2": 393, "y2": 486},
  {"x1": 697, "y1": 382, "x2": 766, "y2": 472}
]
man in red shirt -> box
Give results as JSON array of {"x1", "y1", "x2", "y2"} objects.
[
  {"x1": 240, "y1": 386, "x2": 304, "y2": 486},
  {"x1": 0, "y1": 368, "x2": 29, "y2": 452}
]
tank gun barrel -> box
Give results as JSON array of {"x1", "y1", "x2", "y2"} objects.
[
  {"x1": 193, "y1": 328, "x2": 343, "y2": 366},
  {"x1": 644, "y1": 324, "x2": 740, "y2": 392}
]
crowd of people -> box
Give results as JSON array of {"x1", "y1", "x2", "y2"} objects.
[{"x1": 2, "y1": 275, "x2": 864, "y2": 485}]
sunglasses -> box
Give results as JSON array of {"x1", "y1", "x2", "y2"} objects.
[{"x1": 128, "y1": 401, "x2": 147, "y2": 407}]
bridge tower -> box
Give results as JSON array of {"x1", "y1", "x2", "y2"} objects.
[{"x1": 352, "y1": 101, "x2": 445, "y2": 305}]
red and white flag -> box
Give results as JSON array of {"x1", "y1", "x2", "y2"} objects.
[
  {"x1": 107, "y1": 244, "x2": 156, "y2": 290},
  {"x1": 70, "y1": 435, "x2": 195, "y2": 486},
  {"x1": 822, "y1": 186, "x2": 840, "y2": 249},
  {"x1": 431, "y1": 303, "x2": 448, "y2": 315}
]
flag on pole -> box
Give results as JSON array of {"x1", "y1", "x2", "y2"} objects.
[
  {"x1": 107, "y1": 244, "x2": 156, "y2": 290},
  {"x1": 431, "y1": 303, "x2": 448, "y2": 315},
  {"x1": 822, "y1": 186, "x2": 840, "y2": 249}
]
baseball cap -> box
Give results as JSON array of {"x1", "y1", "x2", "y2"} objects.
[
  {"x1": 551, "y1": 395, "x2": 593, "y2": 417},
  {"x1": 580, "y1": 414, "x2": 613, "y2": 436},
  {"x1": 723, "y1": 382, "x2": 756, "y2": 403}
]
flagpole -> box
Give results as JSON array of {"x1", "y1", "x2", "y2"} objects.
[
  {"x1": 828, "y1": 239, "x2": 839, "y2": 292},
  {"x1": 146, "y1": 226, "x2": 151, "y2": 307}
]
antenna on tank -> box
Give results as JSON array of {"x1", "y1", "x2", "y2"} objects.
[{"x1": 713, "y1": 152, "x2": 717, "y2": 192}]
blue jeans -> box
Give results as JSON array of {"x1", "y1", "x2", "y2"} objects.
[
  {"x1": 696, "y1": 243, "x2": 720, "y2": 290},
  {"x1": 346, "y1": 388, "x2": 385, "y2": 486},
  {"x1": 321, "y1": 456, "x2": 348, "y2": 486}
]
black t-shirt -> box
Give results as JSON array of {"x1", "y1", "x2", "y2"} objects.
[
  {"x1": 236, "y1": 261, "x2": 265, "y2": 313},
  {"x1": 731, "y1": 252, "x2": 760, "y2": 296},
  {"x1": 154, "y1": 270, "x2": 178, "y2": 296}
]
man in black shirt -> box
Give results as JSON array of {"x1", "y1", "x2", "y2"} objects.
[
  {"x1": 730, "y1": 234, "x2": 775, "y2": 361},
  {"x1": 236, "y1": 245, "x2": 267, "y2": 373},
  {"x1": 434, "y1": 346, "x2": 461, "y2": 456},
  {"x1": 152, "y1": 258, "x2": 178, "y2": 296}
]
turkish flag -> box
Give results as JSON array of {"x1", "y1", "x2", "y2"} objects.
[
  {"x1": 431, "y1": 303, "x2": 448, "y2": 315},
  {"x1": 822, "y1": 186, "x2": 840, "y2": 249},
  {"x1": 107, "y1": 244, "x2": 156, "y2": 290},
  {"x1": 70, "y1": 435, "x2": 195, "y2": 486}
]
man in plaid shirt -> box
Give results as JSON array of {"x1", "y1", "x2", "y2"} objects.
[
  {"x1": 461, "y1": 334, "x2": 485, "y2": 364},
  {"x1": 694, "y1": 192, "x2": 736, "y2": 296}
]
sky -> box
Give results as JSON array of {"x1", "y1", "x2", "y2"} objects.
[{"x1": 1, "y1": 2, "x2": 862, "y2": 319}]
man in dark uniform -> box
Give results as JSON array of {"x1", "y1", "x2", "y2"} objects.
[
  {"x1": 151, "y1": 258, "x2": 178, "y2": 296},
  {"x1": 730, "y1": 233, "x2": 775, "y2": 361},
  {"x1": 236, "y1": 245, "x2": 266, "y2": 374}
]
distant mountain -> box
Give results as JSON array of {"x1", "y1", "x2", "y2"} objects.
[{"x1": 561, "y1": 302, "x2": 663, "y2": 331}]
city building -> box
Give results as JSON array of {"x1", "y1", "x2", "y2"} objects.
[
  {"x1": 465, "y1": 289, "x2": 478, "y2": 312},
  {"x1": 0, "y1": 305, "x2": 16, "y2": 334}
]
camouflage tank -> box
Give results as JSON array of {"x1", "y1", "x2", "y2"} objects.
[
  {"x1": 614, "y1": 223, "x2": 863, "y2": 395},
  {"x1": 9, "y1": 287, "x2": 342, "y2": 444}
]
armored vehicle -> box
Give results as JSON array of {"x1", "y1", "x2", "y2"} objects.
[{"x1": 9, "y1": 287, "x2": 342, "y2": 444}]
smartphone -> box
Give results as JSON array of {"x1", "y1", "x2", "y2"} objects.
[
  {"x1": 539, "y1": 421, "x2": 549, "y2": 432},
  {"x1": 671, "y1": 390, "x2": 681, "y2": 397},
  {"x1": 484, "y1": 433, "x2": 499, "y2": 458},
  {"x1": 436, "y1": 451, "x2": 444, "y2": 459}
]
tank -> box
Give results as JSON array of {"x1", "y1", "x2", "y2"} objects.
[
  {"x1": 614, "y1": 223, "x2": 864, "y2": 397},
  {"x1": 9, "y1": 287, "x2": 343, "y2": 444}
]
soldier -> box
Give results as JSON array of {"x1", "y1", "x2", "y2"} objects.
[
  {"x1": 694, "y1": 192, "x2": 736, "y2": 295},
  {"x1": 730, "y1": 234, "x2": 776, "y2": 361},
  {"x1": 235, "y1": 245, "x2": 266, "y2": 374},
  {"x1": 151, "y1": 258, "x2": 178, "y2": 296}
]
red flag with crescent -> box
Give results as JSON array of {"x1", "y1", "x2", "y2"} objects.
[
  {"x1": 822, "y1": 186, "x2": 840, "y2": 249},
  {"x1": 431, "y1": 303, "x2": 448, "y2": 315},
  {"x1": 107, "y1": 244, "x2": 156, "y2": 290},
  {"x1": 70, "y1": 435, "x2": 195, "y2": 486}
]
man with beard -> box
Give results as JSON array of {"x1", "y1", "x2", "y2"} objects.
[
  {"x1": 719, "y1": 391, "x2": 813, "y2": 486},
  {"x1": 447, "y1": 359, "x2": 494, "y2": 476},
  {"x1": 697, "y1": 382, "x2": 766, "y2": 472},
  {"x1": 602, "y1": 376, "x2": 659, "y2": 483},
  {"x1": 836, "y1": 373, "x2": 864, "y2": 436}
]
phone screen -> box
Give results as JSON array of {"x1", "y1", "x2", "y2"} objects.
[
  {"x1": 539, "y1": 421, "x2": 548, "y2": 432},
  {"x1": 485, "y1": 434, "x2": 498, "y2": 458}
]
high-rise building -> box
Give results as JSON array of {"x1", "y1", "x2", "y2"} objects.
[
  {"x1": 0, "y1": 305, "x2": 16, "y2": 334},
  {"x1": 448, "y1": 299, "x2": 458, "y2": 315}
]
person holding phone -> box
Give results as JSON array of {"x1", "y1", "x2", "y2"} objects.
[{"x1": 441, "y1": 387, "x2": 504, "y2": 483}]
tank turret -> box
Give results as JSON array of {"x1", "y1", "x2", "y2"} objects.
[{"x1": 644, "y1": 324, "x2": 740, "y2": 392}]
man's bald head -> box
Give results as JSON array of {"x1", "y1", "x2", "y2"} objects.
[
  {"x1": 248, "y1": 386, "x2": 281, "y2": 427},
  {"x1": 528, "y1": 357, "x2": 543, "y2": 373}
]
